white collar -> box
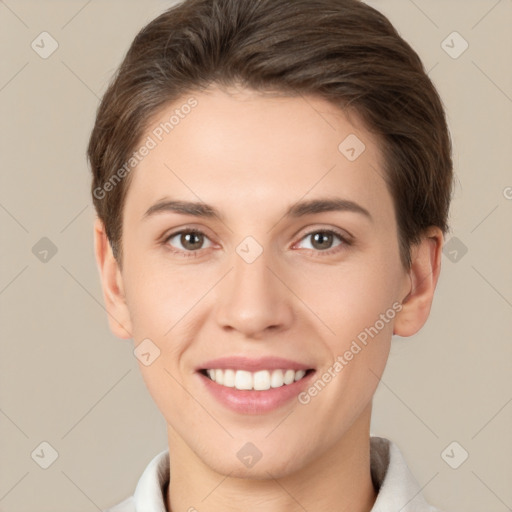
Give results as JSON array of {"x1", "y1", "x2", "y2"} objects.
[{"x1": 106, "y1": 436, "x2": 441, "y2": 512}]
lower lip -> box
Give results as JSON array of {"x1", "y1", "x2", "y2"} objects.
[{"x1": 197, "y1": 371, "x2": 315, "y2": 415}]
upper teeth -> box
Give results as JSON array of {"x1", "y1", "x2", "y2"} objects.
[{"x1": 206, "y1": 369, "x2": 307, "y2": 390}]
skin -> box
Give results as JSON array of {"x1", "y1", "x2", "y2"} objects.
[{"x1": 94, "y1": 85, "x2": 443, "y2": 512}]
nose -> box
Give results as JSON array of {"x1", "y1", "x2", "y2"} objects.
[{"x1": 215, "y1": 245, "x2": 294, "y2": 338}]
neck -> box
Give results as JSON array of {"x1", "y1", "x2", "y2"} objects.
[{"x1": 166, "y1": 404, "x2": 377, "y2": 512}]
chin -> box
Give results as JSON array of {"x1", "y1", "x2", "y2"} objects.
[{"x1": 198, "y1": 443, "x2": 309, "y2": 480}]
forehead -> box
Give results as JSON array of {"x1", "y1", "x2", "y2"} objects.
[{"x1": 124, "y1": 86, "x2": 393, "y2": 225}]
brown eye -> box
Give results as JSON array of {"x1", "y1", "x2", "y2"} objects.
[
  {"x1": 296, "y1": 229, "x2": 349, "y2": 254},
  {"x1": 310, "y1": 231, "x2": 335, "y2": 250},
  {"x1": 165, "y1": 229, "x2": 212, "y2": 253},
  {"x1": 180, "y1": 232, "x2": 204, "y2": 250}
]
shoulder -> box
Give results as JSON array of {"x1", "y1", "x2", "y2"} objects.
[
  {"x1": 370, "y1": 436, "x2": 445, "y2": 512},
  {"x1": 103, "y1": 448, "x2": 169, "y2": 512}
]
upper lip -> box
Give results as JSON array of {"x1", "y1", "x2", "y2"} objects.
[{"x1": 197, "y1": 356, "x2": 314, "y2": 372}]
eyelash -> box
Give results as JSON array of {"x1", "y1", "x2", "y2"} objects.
[{"x1": 162, "y1": 227, "x2": 352, "y2": 258}]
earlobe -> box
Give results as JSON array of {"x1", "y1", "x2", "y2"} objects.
[
  {"x1": 93, "y1": 217, "x2": 133, "y2": 339},
  {"x1": 393, "y1": 227, "x2": 443, "y2": 337}
]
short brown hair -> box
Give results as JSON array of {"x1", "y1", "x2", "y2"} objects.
[{"x1": 88, "y1": 0, "x2": 453, "y2": 269}]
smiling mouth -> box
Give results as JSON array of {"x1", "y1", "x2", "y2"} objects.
[{"x1": 199, "y1": 368, "x2": 315, "y2": 391}]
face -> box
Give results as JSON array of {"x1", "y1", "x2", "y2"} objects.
[{"x1": 99, "y1": 85, "x2": 419, "y2": 478}]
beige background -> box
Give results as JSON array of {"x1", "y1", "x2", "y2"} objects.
[{"x1": 1, "y1": 0, "x2": 511, "y2": 511}]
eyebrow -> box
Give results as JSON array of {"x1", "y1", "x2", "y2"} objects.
[{"x1": 142, "y1": 197, "x2": 372, "y2": 222}]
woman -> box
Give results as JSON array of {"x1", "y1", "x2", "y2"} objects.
[{"x1": 88, "y1": 1, "x2": 453, "y2": 510}]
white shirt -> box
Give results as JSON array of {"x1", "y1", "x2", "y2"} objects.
[{"x1": 104, "y1": 436, "x2": 443, "y2": 512}]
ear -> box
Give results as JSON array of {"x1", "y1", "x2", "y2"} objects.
[
  {"x1": 393, "y1": 226, "x2": 443, "y2": 337},
  {"x1": 93, "y1": 217, "x2": 133, "y2": 339}
]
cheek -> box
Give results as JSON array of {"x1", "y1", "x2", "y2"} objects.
[
  {"x1": 295, "y1": 254, "x2": 401, "y2": 336},
  {"x1": 296, "y1": 254, "x2": 402, "y2": 391},
  {"x1": 122, "y1": 251, "x2": 207, "y2": 340}
]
